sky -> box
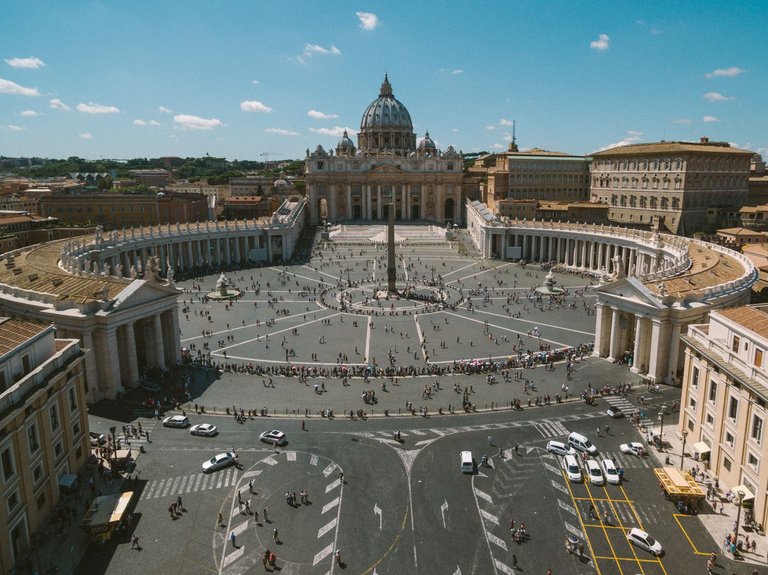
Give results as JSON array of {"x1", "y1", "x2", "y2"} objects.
[{"x1": 1, "y1": 1, "x2": 767, "y2": 162}]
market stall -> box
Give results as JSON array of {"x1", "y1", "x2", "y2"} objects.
[
  {"x1": 654, "y1": 467, "x2": 705, "y2": 514},
  {"x1": 80, "y1": 491, "x2": 134, "y2": 543}
]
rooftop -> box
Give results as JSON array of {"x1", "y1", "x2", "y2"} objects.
[
  {"x1": 593, "y1": 140, "x2": 753, "y2": 157},
  {"x1": 0, "y1": 317, "x2": 50, "y2": 356},
  {"x1": 716, "y1": 306, "x2": 768, "y2": 340}
]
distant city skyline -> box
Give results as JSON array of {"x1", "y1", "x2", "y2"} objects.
[{"x1": 1, "y1": 1, "x2": 766, "y2": 161}]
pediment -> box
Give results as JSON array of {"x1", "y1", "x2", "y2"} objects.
[
  {"x1": 594, "y1": 276, "x2": 665, "y2": 309},
  {"x1": 367, "y1": 164, "x2": 405, "y2": 175},
  {"x1": 106, "y1": 279, "x2": 180, "y2": 312}
]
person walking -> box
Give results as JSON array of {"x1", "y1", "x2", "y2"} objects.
[
  {"x1": 217, "y1": 512, "x2": 224, "y2": 527},
  {"x1": 512, "y1": 554, "x2": 517, "y2": 569},
  {"x1": 245, "y1": 500, "x2": 252, "y2": 515},
  {"x1": 263, "y1": 507, "x2": 269, "y2": 522},
  {"x1": 131, "y1": 534, "x2": 141, "y2": 550},
  {"x1": 230, "y1": 531, "x2": 237, "y2": 548},
  {"x1": 273, "y1": 528, "x2": 279, "y2": 543},
  {"x1": 249, "y1": 479, "x2": 254, "y2": 494},
  {"x1": 253, "y1": 509, "x2": 259, "y2": 524}
]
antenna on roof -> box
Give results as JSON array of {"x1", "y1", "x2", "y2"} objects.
[{"x1": 512, "y1": 120, "x2": 516, "y2": 146}]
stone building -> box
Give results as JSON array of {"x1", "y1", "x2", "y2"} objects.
[
  {"x1": 0, "y1": 320, "x2": 88, "y2": 571},
  {"x1": 680, "y1": 305, "x2": 768, "y2": 532},
  {"x1": 306, "y1": 75, "x2": 464, "y2": 225},
  {"x1": 590, "y1": 138, "x2": 753, "y2": 234}
]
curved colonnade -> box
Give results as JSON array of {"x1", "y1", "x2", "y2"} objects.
[
  {"x1": 466, "y1": 199, "x2": 758, "y2": 384},
  {"x1": 0, "y1": 198, "x2": 306, "y2": 403}
]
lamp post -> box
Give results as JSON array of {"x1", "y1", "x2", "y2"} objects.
[
  {"x1": 734, "y1": 489, "x2": 745, "y2": 555},
  {"x1": 657, "y1": 408, "x2": 666, "y2": 451},
  {"x1": 680, "y1": 430, "x2": 688, "y2": 470}
]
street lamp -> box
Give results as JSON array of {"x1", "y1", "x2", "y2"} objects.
[
  {"x1": 680, "y1": 430, "x2": 688, "y2": 470},
  {"x1": 733, "y1": 489, "x2": 745, "y2": 555}
]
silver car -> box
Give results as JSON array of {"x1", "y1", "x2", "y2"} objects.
[{"x1": 202, "y1": 451, "x2": 237, "y2": 473}]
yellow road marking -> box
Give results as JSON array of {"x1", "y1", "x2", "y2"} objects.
[
  {"x1": 563, "y1": 471, "x2": 603, "y2": 575},
  {"x1": 673, "y1": 514, "x2": 715, "y2": 556},
  {"x1": 585, "y1": 480, "x2": 626, "y2": 575}
]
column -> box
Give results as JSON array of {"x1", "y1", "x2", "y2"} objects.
[
  {"x1": 104, "y1": 329, "x2": 123, "y2": 398},
  {"x1": 556, "y1": 237, "x2": 562, "y2": 263},
  {"x1": 631, "y1": 316, "x2": 647, "y2": 373},
  {"x1": 593, "y1": 304, "x2": 607, "y2": 357},
  {"x1": 377, "y1": 186, "x2": 382, "y2": 220},
  {"x1": 401, "y1": 186, "x2": 406, "y2": 220},
  {"x1": 124, "y1": 322, "x2": 139, "y2": 387},
  {"x1": 346, "y1": 186, "x2": 352, "y2": 220},
  {"x1": 234, "y1": 236, "x2": 241, "y2": 263},
  {"x1": 608, "y1": 307, "x2": 622, "y2": 362},
  {"x1": 548, "y1": 236, "x2": 554, "y2": 262},
  {"x1": 81, "y1": 331, "x2": 99, "y2": 400},
  {"x1": 366, "y1": 186, "x2": 372, "y2": 220},
  {"x1": 581, "y1": 240, "x2": 587, "y2": 269},
  {"x1": 522, "y1": 235, "x2": 528, "y2": 260},
  {"x1": 186, "y1": 241, "x2": 194, "y2": 268},
  {"x1": 405, "y1": 185, "x2": 411, "y2": 220},
  {"x1": 224, "y1": 237, "x2": 231, "y2": 264},
  {"x1": 153, "y1": 314, "x2": 166, "y2": 370},
  {"x1": 648, "y1": 320, "x2": 671, "y2": 383},
  {"x1": 667, "y1": 322, "x2": 682, "y2": 384},
  {"x1": 168, "y1": 309, "x2": 182, "y2": 366}
]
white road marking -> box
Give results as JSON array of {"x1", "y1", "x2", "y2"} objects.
[
  {"x1": 480, "y1": 509, "x2": 499, "y2": 526},
  {"x1": 222, "y1": 546, "x2": 244, "y2": 568},
  {"x1": 322, "y1": 463, "x2": 337, "y2": 477},
  {"x1": 177, "y1": 476, "x2": 188, "y2": 494},
  {"x1": 550, "y1": 479, "x2": 569, "y2": 494},
  {"x1": 374, "y1": 503, "x2": 382, "y2": 530},
  {"x1": 558, "y1": 499, "x2": 577, "y2": 516},
  {"x1": 325, "y1": 478, "x2": 341, "y2": 493},
  {"x1": 486, "y1": 531, "x2": 508, "y2": 551},
  {"x1": 262, "y1": 456, "x2": 278, "y2": 466},
  {"x1": 474, "y1": 488, "x2": 493, "y2": 504},
  {"x1": 310, "y1": 454, "x2": 318, "y2": 466},
  {"x1": 409, "y1": 429, "x2": 427, "y2": 435},
  {"x1": 441, "y1": 500, "x2": 449, "y2": 528},
  {"x1": 312, "y1": 543, "x2": 334, "y2": 566},
  {"x1": 365, "y1": 316, "x2": 372, "y2": 363},
  {"x1": 494, "y1": 558, "x2": 515, "y2": 574},
  {"x1": 241, "y1": 470, "x2": 262, "y2": 479},
  {"x1": 564, "y1": 521, "x2": 584, "y2": 539},
  {"x1": 544, "y1": 462, "x2": 562, "y2": 475},
  {"x1": 286, "y1": 451, "x2": 297, "y2": 461},
  {"x1": 321, "y1": 497, "x2": 339, "y2": 514},
  {"x1": 317, "y1": 517, "x2": 337, "y2": 539}
]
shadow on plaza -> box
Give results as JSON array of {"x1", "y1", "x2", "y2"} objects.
[{"x1": 73, "y1": 507, "x2": 145, "y2": 575}]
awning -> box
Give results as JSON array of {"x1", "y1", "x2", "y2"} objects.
[
  {"x1": 58, "y1": 474, "x2": 77, "y2": 490},
  {"x1": 691, "y1": 442, "x2": 711, "y2": 455},
  {"x1": 732, "y1": 485, "x2": 755, "y2": 501}
]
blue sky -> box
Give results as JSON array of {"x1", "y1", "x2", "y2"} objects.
[{"x1": 1, "y1": 1, "x2": 766, "y2": 161}]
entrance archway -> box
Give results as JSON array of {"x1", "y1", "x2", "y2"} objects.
[
  {"x1": 444, "y1": 198, "x2": 455, "y2": 223},
  {"x1": 317, "y1": 198, "x2": 328, "y2": 222}
]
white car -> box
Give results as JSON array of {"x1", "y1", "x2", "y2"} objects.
[
  {"x1": 585, "y1": 459, "x2": 604, "y2": 486},
  {"x1": 601, "y1": 458, "x2": 621, "y2": 485},
  {"x1": 190, "y1": 423, "x2": 218, "y2": 437},
  {"x1": 260, "y1": 429, "x2": 287, "y2": 446},
  {"x1": 546, "y1": 440, "x2": 576, "y2": 457},
  {"x1": 607, "y1": 406, "x2": 624, "y2": 418},
  {"x1": 627, "y1": 527, "x2": 663, "y2": 556},
  {"x1": 563, "y1": 454, "x2": 582, "y2": 483},
  {"x1": 162, "y1": 415, "x2": 190, "y2": 428},
  {"x1": 202, "y1": 451, "x2": 237, "y2": 473},
  {"x1": 620, "y1": 442, "x2": 646, "y2": 457}
]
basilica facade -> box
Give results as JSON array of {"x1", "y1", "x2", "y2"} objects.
[{"x1": 305, "y1": 75, "x2": 465, "y2": 225}]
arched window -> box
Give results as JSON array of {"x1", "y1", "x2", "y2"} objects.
[{"x1": 650, "y1": 196, "x2": 658, "y2": 209}]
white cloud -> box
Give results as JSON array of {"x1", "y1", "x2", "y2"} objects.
[
  {"x1": 308, "y1": 110, "x2": 338, "y2": 120},
  {"x1": 265, "y1": 127, "x2": 299, "y2": 136},
  {"x1": 240, "y1": 100, "x2": 272, "y2": 113},
  {"x1": 492, "y1": 143, "x2": 506, "y2": 150},
  {"x1": 703, "y1": 116, "x2": 719, "y2": 123},
  {"x1": 502, "y1": 132, "x2": 512, "y2": 142},
  {"x1": 499, "y1": 118, "x2": 513, "y2": 126},
  {"x1": 590, "y1": 34, "x2": 610, "y2": 51},
  {"x1": 451, "y1": 69, "x2": 463, "y2": 75},
  {"x1": 627, "y1": 130, "x2": 643, "y2": 136},
  {"x1": 593, "y1": 134, "x2": 641, "y2": 153},
  {"x1": 5, "y1": 56, "x2": 45, "y2": 69},
  {"x1": 673, "y1": 118, "x2": 692, "y2": 125},
  {"x1": 303, "y1": 44, "x2": 341, "y2": 57},
  {"x1": 703, "y1": 91, "x2": 732, "y2": 102},
  {"x1": 706, "y1": 66, "x2": 744, "y2": 79},
  {"x1": 77, "y1": 102, "x2": 120, "y2": 114},
  {"x1": 485, "y1": 125, "x2": 496, "y2": 131},
  {"x1": 133, "y1": 119, "x2": 146, "y2": 126},
  {"x1": 49, "y1": 98, "x2": 70, "y2": 111},
  {"x1": 79, "y1": 132, "x2": 92, "y2": 139},
  {"x1": 149, "y1": 120, "x2": 160, "y2": 126},
  {"x1": 7, "y1": 125, "x2": 24, "y2": 131},
  {"x1": 356, "y1": 11, "x2": 379, "y2": 30},
  {"x1": 20, "y1": 110, "x2": 41, "y2": 117},
  {"x1": 251, "y1": 80, "x2": 260, "y2": 85},
  {"x1": 174, "y1": 114, "x2": 224, "y2": 130},
  {"x1": 158, "y1": 106, "x2": 173, "y2": 113},
  {"x1": 309, "y1": 126, "x2": 355, "y2": 138},
  {"x1": 0, "y1": 78, "x2": 39, "y2": 96}
]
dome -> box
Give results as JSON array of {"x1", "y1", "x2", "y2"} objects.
[
  {"x1": 335, "y1": 129, "x2": 356, "y2": 156},
  {"x1": 360, "y1": 75, "x2": 413, "y2": 131},
  {"x1": 418, "y1": 131, "x2": 437, "y2": 152}
]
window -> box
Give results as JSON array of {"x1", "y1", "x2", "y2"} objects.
[
  {"x1": 748, "y1": 452, "x2": 759, "y2": 471},
  {"x1": 688, "y1": 397, "x2": 697, "y2": 412},
  {"x1": 7, "y1": 489, "x2": 19, "y2": 513},
  {"x1": 54, "y1": 441, "x2": 63, "y2": 459},
  {"x1": 1, "y1": 447, "x2": 15, "y2": 481},
  {"x1": 732, "y1": 335, "x2": 740, "y2": 353},
  {"x1": 755, "y1": 348, "x2": 763, "y2": 368},
  {"x1": 708, "y1": 380, "x2": 717, "y2": 403},
  {"x1": 72, "y1": 421, "x2": 81, "y2": 438},
  {"x1": 706, "y1": 412, "x2": 714, "y2": 426},
  {"x1": 49, "y1": 404, "x2": 60, "y2": 431},
  {"x1": 36, "y1": 492, "x2": 45, "y2": 511},
  {"x1": 750, "y1": 415, "x2": 764, "y2": 444},
  {"x1": 725, "y1": 431, "x2": 735, "y2": 447},
  {"x1": 692, "y1": 366, "x2": 700, "y2": 389},
  {"x1": 32, "y1": 462, "x2": 43, "y2": 485},
  {"x1": 723, "y1": 456, "x2": 732, "y2": 471},
  {"x1": 728, "y1": 397, "x2": 738, "y2": 420},
  {"x1": 27, "y1": 424, "x2": 40, "y2": 454},
  {"x1": 68, "y1": 387, "x2": 77, "y2": 412},
  {"x1": 21, "y1": 354, "x2": 31, "y2": 376},
  {"x1": 0, "y1": 370, "x2": 6, "y2": 393}
]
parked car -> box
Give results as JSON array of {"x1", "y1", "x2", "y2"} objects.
[
  {"x1": 563, "y1": 454, "x2": 582, "y2": 483},
  {"x1": 626, "y1": 527, "x2": 663, "y2": 556},
  {"x1": 546, "y1": 440, "x2": 576, "y2": 457},
  {"x1": 190, "y1": 423, "x2": 218, "y2": 437},
  {"x1": 601, "y1": 458, "x2": 621, "y2": 485},
  {"x1": 202, "y1": 451, "x2": 238, "y2": 473},
  {"x1": 162, "y1": 415, "x2": 190, "y2": 428},
  {"x1": 585, "y1": 459, "x2": 605, "y2": 486},
  {"x1": 89, "y1": 431, "x2": 106, "y2": 446},
  {"x1": 607, "y1": 406, "x2": 624, "y2": 418},
  {"x1": 568, "y1": 432, "x2": 598, "y2": 455},
  {"x1": 620, "y1": 442, "x2": 646, "y2": 457},
  {"x1": 259, "y1": 430, "x2": 287, "y2": 446}
]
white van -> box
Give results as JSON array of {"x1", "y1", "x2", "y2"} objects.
[
  {"x1": 460, "y1": 451, "x2": 474, "y2": 473},
  {"x1": 568, "y1": 432, "x2": 598, "y2": 455}
]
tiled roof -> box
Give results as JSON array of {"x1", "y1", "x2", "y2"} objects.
[
  {"x1": 717, "y1": 306, "x2": 768, "y2": 340},
  {"x1": 593, "y1": 141, "x2": 753, "y2": 157},
  {"x1": 647, "y1": 242, "x2": 745, "y2": 297},
  {"x1": 0, "y1": 317, "x2": 50, "y2": 355}
]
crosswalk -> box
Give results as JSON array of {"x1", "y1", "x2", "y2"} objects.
[
  {"x1": 532, "y1": 419, "x2": 569, "y2": 438},
  {"x1": 604, "y1": 395, "x2": 638, "y2": 417},
  {"x1": 139, "y1": 467, "x2": 239, "y2": 500}
]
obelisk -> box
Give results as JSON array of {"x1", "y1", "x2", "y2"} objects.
[{"x1": 387, "y1": 191, "x2": 397, "y2": 294}]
